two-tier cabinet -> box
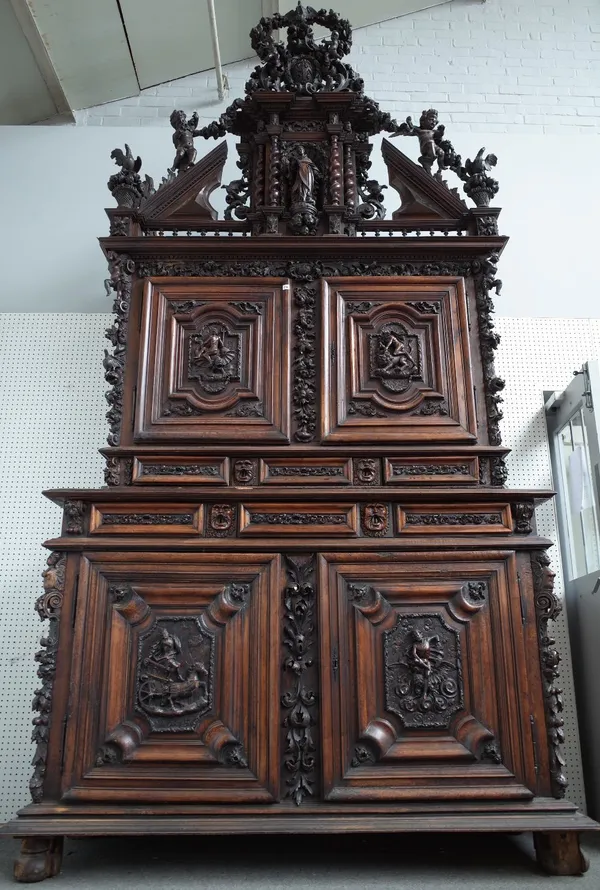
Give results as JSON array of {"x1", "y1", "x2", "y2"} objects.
[{"x1": 4, "y1": 5, "x2": 597, "y2": 882}]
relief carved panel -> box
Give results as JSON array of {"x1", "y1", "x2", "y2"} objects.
[
  {"x1": 136, "y1": 281, "x2": 290, "y2": 443},
  {"x1": 322, "y1": 279, "x2": 476, "y2": 444},
  {"x1": 136, "y1": 617, "x2": 216, "y2": 732},
  {"x1": 383, "y1": 613, "x2": 463, "y2": 729}
]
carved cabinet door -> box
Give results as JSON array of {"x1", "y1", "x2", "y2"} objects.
[
  {"x1": 135, "y1": 278, "x2": 291, "y2": 442},
  {"x1": 321, "y1": 278, "x2": 476, "y2": 443},
  {"x1": 60, "y1": 552, "x2": 281, "y2": 803},
  {"x1": 318, "y1": 551, "x2": 541, "y2": 802}
]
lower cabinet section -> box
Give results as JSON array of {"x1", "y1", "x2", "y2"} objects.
[{"x1": 50, "y1": 548, "x2": 550, "y2": 808}]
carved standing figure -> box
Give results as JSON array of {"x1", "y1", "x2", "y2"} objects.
[
  {"x1": 169, "y1": 110, "x2": 202, "y2": 175},
  {"x1": 393, "y1": 109, "x2": 446, "y2": 176},
  {"x1": 292, "y1": 146, "x2": 319, "y2": 206}
]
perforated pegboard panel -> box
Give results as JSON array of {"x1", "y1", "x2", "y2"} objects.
[
  {"x1": 495, "y1": 316, "x2": 600, "y2": 812},
  {"x1": 0, "y1": 314, "x2": 107, "y2": 822},
  {"x1": 0, "y1": 312, "x2": 591, "y2": 821}
]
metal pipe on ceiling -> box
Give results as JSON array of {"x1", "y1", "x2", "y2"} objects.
[{"x1": 207, "y1": 0, "x2": 226, "y2": 101}]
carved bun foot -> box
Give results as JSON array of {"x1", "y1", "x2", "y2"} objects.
[
  {"x1": 14, "y1": 837, "x2": 64, "y2": 883},
  {"x1": 533, "y1": 831, "x2": 590, "y2": 876}
]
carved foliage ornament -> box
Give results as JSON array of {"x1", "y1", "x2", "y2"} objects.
[
  {"x1": 281, "y1": 554, "x2": 317, "y2": 805},
  {"x1": 104, "y1": 252, "x2": 135, "y2": 447},
  {"x1": 531, "y1": 550, "x2": 568, "y2": 798},
  {"x1": 30, "y1": 553, "x2": 66, "y2": 803}
]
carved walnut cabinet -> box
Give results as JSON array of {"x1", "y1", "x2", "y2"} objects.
[{"x1": 5, "y1": 5, "x2": 598, "y2": 882}]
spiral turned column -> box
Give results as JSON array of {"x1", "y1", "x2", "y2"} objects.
[
  {"x1": 269, "y1": 135, "x2": 281, "y2": 206},
  {"x1": 344, "y1": 141, "x2": 356, "y2": 211},
  {"x1": 329, "y1": 134, "x2": 342, "y2": 206}
]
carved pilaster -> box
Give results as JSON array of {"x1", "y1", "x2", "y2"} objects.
[
  {"x1": 281, "y1": 554, "x2": 318, "y2": 805},
  {"x1": 532, "y1": 550, "x2": 568, "y2": 798},
  {"x1": 30, "y1": 553, "x2": 66, "y2": 803}
]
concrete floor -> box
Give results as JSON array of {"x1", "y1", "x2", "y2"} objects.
[{"x1": 0, "y1": 833, "x2": 599, "y2": 889}]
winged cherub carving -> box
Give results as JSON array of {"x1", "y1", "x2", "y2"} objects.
[{"x1": 169, "y1": 110, "x2": 202, "y2": 175}]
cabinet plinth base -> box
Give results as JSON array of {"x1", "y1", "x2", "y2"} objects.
[
  {"x1": 534, "y1": 831, "x2": 590, "y2": 876},
  {"x1": 13, "y1": 837, "x2": 63, "y2": 884}
]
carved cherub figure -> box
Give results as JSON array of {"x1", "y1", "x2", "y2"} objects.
[
  {"x1": 169, "y1": 110, "x2": 202, "y2": 175},
  {"x1": 110, "y1": 144, "x2": 141, "y2": 174},
  {"x1": 392, "y1": 109, "x2": 446, "y2": 176}
]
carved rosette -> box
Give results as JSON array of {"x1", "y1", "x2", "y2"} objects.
[
  {"x1": 30, "y1": 553, "x2": 66, "y2": 803},
  {"x1": 281, "y1": 554, "x2": 317, "y2": 805},
  {"x1": 532, "y1": 550, "x2": 568, "y2": 798},
  {"x1": 104, "y1": 252, "x2": 135, "y2": 447}
]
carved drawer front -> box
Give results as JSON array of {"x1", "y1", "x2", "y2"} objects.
[
  {"x1": 319, "y1": 552, "x2": 538, "y2": 802},
  {"x1": 321, "y1": 278, "x2": 476, "y2": 443},
  {"x1": 240, "y1": 503, "x2": 358, "y2": 536},
  {"x1": 62, "y1": 553, "x2": 281, "y2": 803},
  {"x1": 259, "y1": 458, "x2": 352, "y2": 485},
  {"x1": 397, "y1": 503, "x2": 512, "y2": 534},
  {"x1": 133, "y1": 456, "x2": 229, "y2": 484},
  {"x1": 136, "y1": 279, "x2": 291, "y2": 443},
  {"x1": 90, "y1": 503, "x2": 202, "y2": 535},
  {"x1": 384, "y1": 457, "x2": 479, "y2": 485}
]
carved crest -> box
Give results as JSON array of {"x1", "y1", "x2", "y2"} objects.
[{"x1": 369, "y1": 322, "x2": 422, "y2": 393}]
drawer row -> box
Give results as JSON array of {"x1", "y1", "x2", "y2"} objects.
[
  {"x1": 62, "y1": 500, "x2": 526, "y2": 538},
  {"x1": 125, "y1": 455, "x2": 487, "y2": 486}
]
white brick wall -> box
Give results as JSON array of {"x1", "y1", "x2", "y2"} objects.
[{"x1": 75, "y1": 0, "x2": 600, "y2": 134}]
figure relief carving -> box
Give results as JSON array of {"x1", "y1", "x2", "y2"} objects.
[
  {"x1": 384, "y1": 613, "x2": 463, "y2": 729},
  {"x1": 189, "y1": 324, "x2": 241, "y2": 394},
  {"x1": 369, "y1": 322, "x2": 422, "y2": 393},
  {"x1": 136, "y1": 616, "x2": 216, "y2": 732}
]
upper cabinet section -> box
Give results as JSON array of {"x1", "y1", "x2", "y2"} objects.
[
  {"x1": 321, "y1": 278, "x2": 476, "y2": 444},
  {"x1": 135, "y1": 279, "x2": 291, "y2": 443}
]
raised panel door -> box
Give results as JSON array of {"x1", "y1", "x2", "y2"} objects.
[
  {"x1": 61, "y1": 552, "x2": 281, "y2": 803},
  {"x1": 321, "y1": 278, "x2": 476, "y2": 443},
  {"x1": 318, "y1": 551, "x2": 539, "y2": 802},
  {"x1": 135, "y1": 278, "x2": 291, "y2": 442}
]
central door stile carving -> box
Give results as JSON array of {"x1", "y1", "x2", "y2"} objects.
[{"x1": 281, "y1": 554, "x2": 318, "y2": 805}]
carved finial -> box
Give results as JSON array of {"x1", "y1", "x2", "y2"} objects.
[
  {"x1": 457, "y1": 147, "x2": 499, "y2": 206},
  {"x1": 108, "y1": 144, "x2": 154, "y2": 207}
]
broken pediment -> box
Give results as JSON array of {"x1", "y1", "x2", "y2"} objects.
[
  {"x1": 381, "y1": 138, "x2": 468, "y2": 221},
  {"x1": 137, "y1": 141, "x2": 228, "y2": 229}
]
